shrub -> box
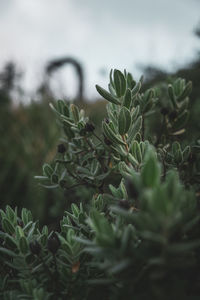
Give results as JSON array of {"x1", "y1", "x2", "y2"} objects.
[{"x1": 0, "y1": 69, "x2": 200, "y2": 299}]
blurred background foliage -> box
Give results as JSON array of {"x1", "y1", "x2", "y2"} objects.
[
  {"x1": 0, "y1": 59, "x2": 107, "y2": 227},
  {"x1": 0, "y1": 27, "x2": 200, "y2": 227}
]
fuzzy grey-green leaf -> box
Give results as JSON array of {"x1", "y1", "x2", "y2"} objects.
[
  {"x1": 123, "y1": 88, "x2": 132, "y2": 109},
  {"x1": 96, "y1": 85, "x2": 120, "y2": 105},
  {"x1": 118, "y1": 107, "x2": 132, "y2": 135}
]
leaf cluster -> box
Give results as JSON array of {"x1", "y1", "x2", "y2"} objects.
[{"x1": 1, "y1": 69, "x2": 200, "y2": 299}]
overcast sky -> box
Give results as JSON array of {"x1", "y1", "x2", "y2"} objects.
[{"x1": 0, "y1": 0, "x2": 200, "y2": 101}]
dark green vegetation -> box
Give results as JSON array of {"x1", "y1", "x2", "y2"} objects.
[
  {"x1": 0, "y1": 67, "x2": 200, "y2": 299},
  {"x1": 0, "y1": 60, "x2": 106, "y2": 225}
]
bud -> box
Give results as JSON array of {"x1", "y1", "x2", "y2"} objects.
[
  {"x1": 47, "y1": 232, "x2": 60, "y2": 254},
  {"x1": 169, "y1": 111, "x2": 178, "y2": 120},
  {"x1": 126, "y1": 179, "x2": 139, "y2": 199},
  {"x1": 85, "y1": 122, "x2": 95, "y2": 132},
  {"x1": 29, "y1": 240, "x2": 41, "y2": 256},
  {"x1": 17, "y1": 219, "x2": 24, "y2": 227},
  {"x1": 160, "y1": 107, "x2": 169, "y2": 115},
  {"x1": 119, "y1": 199, "x2": 130, "y2": 210},
  {"x1": 103, "y1": 135, "x2": 112, "y2": 146},
  {"x1": 104, "y1": 118, "x2": 109, "y2": 124},
  {"x1": 57, "y1": 144, "x2": 66, "y2": 154}
]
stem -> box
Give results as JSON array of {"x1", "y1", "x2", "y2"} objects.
[
  {"x1": 92, "y1": 132, "x2": 103, "y2": 143},
  {"x1": 122, "y1": 135, "x2": 129, "y2": 153},
  {"x1": 141, "y1": 115, "x2": 145, "y2": 141},
  {"x1": 84, "y1": 136, "x2": 94, "y2": 151},
  {"x1": 39, "y1": 255, "x2": 53, "y2": 281},
  {"x1": 162, "y1": 157, "x2": 166, "y2": 180},
  {"x1": 53, "y1": 253, "x2": 59, "y2": 284},
  {"x1": 122, "y1": 135, "x2": 131, "y2": 166}
]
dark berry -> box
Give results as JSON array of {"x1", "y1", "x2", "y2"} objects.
[
  {"x1": 17, "y1": 219, "x2": 24, "y2": 227},
  {"x1": 104, "y1": 118, "x2": 109, "y2": 124},
  {"x1": 29, "y1": 240, "x2": 41, "y2": 256},
  {"x1": 119, "y1": 199, "x2": 130, "y2": 210},
  {"x1": 47, "y1": 232, "x2": 60, "y2": 254},
  {"x1": 126, "y1": 180, "x2": 139, "y2": 199},
  {"x1": 169, "y1": 111, "x2": 178, "y2": 120},
  {"x1": 57, "y1": 144, "x2": 66, "y2": 154},
  {"x1": 161, "y1": 107, "x2": 169, "y2": 115},
  {"x1": 103, "y1": 135, "x2": 112, "y2": 146},
  {"x1": 85, "y1": 122, "x2": 95, "y2": 132}
]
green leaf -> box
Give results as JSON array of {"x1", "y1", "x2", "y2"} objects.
[
  {"x1": 141, "y1": 148, "x2": 160, "y2": 188},
  {"x1": 183, "y1": 146, "x2": 191, "y2": 161},
  {"x1": 49, "y1": 102, "x2": 60, "y2": 115},
  {"x1": 172, "y1": 110, "x2": 189, "y2": 131},
  {"x1": 57, "y1": 99, "x2": 65, "y2": 114},
  {"x1": 174, "y1": 149, "x2": 183, "y2": 164},
  {"x1": 102, "y1": 122, "x2": 126, "y2": 146},
  {"x1": 16, "y1": 225, "x2": 24, "y2": 240},
  {"x1": 131, "y1": 81, "x2": 141, "y2": 97},
  {"x1": 113, "y1": 69, "x2": 126, "y2": 97},
  {"x1": 5, "y1": 234, "x2": 18, "y2": 249},
  {"x1": 5, "y1": 206, "x2": 16, "y2": 223},
  {"x1": 144, "y1": 88, "x2": 154, "y2": 103},
  {"x1": 168, "y1": 240, "x2": 200, "y2": 253},
  {"x1": 131, "y1": 141, "x2": 142, "y2": 164},
  {"x1": 127, "y1": 153, "x2": 139, "y2": 167},
  {"x1": 127, "y1": 116, "x2": 142, "y2": 144},
  {"x1": 172, "y1": 142, "x2": 181, "y2": 156},
  {"x1": 131, "y1": 105, "x2": 140, "y2": 121},
  {"x1": 70, "y1": 104, "x2": 79, "y2": 123},
  {"x1": 126, "y1": 72, "x2": 136, "y2": 89},
  {"x1": 118, "y1": 107, "x2": 132, "y2": 135},
  {"x1": 2, "y1": 218, "x2": 15, "y2": 235},
  {"x1": 109, "y1": 259, "x2": 131, "y2": 275},
  {"x1": 51, "y1": 173, "x2": 59, "y2": 184},
  {"x1": 21, "y1": 208, "x2": 32, "y2": 225},
  {"x1": 0, "y1": 247, "x2": 17, "y2": 258},
  {"x1": 123, "y1": 88, "x2": 132, "y2": 109},
  {"x1": 168, "y1": 84, "x2": 177, "y2": 108},
  {"x1": 43, "y1": 163, "x2": 53, "y2": 178},
  {"x1": 19, "y1": 236, "x2": 28, "y2": 254},
  {"x1": 96, "y1": 85, "x2": 120, "y2": 105},
  {"x1": 57, "y1": 99, "x2": 70, "y2": 117},
  {"x1": 177, "y1": 81, "x2": 192, "y2": 101}
]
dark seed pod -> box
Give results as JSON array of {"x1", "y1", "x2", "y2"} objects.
[
  {"x1": 47, "y1": 232, "x2": 60, "y2": 254},
  {"x1": 104, "y1": 118, "x2": 109, "y2": 124},
  {"x1": 103, "y1": 135, "x2": 112, "y2": 146},
  {"x1": 59, "y1": 179, "x2": 67, "y2": 188},
  {"x1": 169, "y1": 111, "x2": 178, "y2": 120},
  {"x1": 57, "y1": 144, "x2": 66, "y2": 154},
  {"x1": 17, "y1": 219, "x2": 24, "y2": 227},
  {"x1": 119, "y1": 199, "x2": 130, "y2": 210},
  {"x1": 160, "y1": 107, "x2": 169, "y2": 115},
  {"x1": 29, "y1": 240, "x2": 41, "y2": 256},
  {"x1": 126, "y1": 179, "x2": 139, "y2": 199},
  {"x1": 85, "y1": 122, "x2": 95, "y2": 132},
  {"x1": 70, "y1": 218, "x2": 77, "y2": 227}
]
